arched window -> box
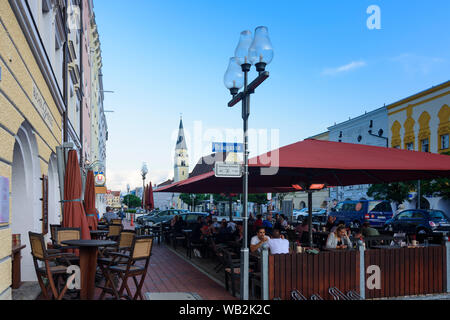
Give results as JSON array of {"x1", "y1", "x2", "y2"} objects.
[
  {"x1": 418, "y1": 111, "x2": 431, "y2": 152},
  {"x1": 438, "y1": 105, "x2": 450, "y2": 153}
]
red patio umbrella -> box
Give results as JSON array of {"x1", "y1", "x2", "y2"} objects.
[
  {"x1": 155, "y1": 139, "x2": 450, "y2": 194},
  {"x1": 83, "y1": 170, "x2": 98, "y2": 231},
  {"x1": 155, "y1": 139, "x2": 450, "y2": 247},
  {"x1": 146, "y1": 182, "x2": 154, "y2": 211},
  {"x1": 62, "y1": 150, "x2": 91, "y2": 240}
]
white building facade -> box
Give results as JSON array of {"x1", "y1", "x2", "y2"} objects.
[{"x1": 327, "y1": 106, "x2": 389, "y2": 201}]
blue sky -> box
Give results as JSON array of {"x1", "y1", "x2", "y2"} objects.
[{"x1": 94, "y1": 0, "x2": 450, "y2": 191}]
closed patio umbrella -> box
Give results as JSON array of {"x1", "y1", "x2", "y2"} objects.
[
  {"x1": 62, "y1": 150, "x2": 91, "y2": 240},
  {"x1": 146, "y1": 182, "x2": 154, "y2": 211},
  {"x1": 84, "y1": 170, "x2": 98, "y2": 231}
]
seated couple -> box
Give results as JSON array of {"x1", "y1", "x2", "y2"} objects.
[{"x1": 250, "y1": 227, "x2": 290, "y2": 255}]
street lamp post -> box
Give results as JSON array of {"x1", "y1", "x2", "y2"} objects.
[
  {"x1": 224, "y1": 26, "x2": 273, "y2": 300},
  {"x1": 127, "y1": 183, "x2": 130, "y2": 211},
  {"x1": 141, "y1": 163, "x2": 148, "y2": 212}
]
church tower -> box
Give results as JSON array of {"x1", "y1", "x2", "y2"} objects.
[{"x1": 174, "y1": 117, "x2": 189, "y2": 182}]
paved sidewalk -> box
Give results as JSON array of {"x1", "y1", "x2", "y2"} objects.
[{"x1": 95, "y1": 220, "x2": 235, "y2": 300}]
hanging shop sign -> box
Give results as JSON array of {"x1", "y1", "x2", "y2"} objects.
[{"x1": 94, "y1": 172, "x2": 106, "y2": 187}]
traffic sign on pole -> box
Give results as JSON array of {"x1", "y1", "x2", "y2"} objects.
[
  {"x1": 212, "y1": 142, "x2": 244, "y2": 153},
  {"x1": 214, "y1": 162, "x2": 242, "y2": 178}
]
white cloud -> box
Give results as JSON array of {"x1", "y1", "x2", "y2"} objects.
[
  {"x1": 391, "y1": 53, "x2": 446, "y2": 75},
  {"x1": 106, "y1": 168, "x2": 172, "y2": 192},
  {"x1": 322, "y1": 60, "x2": 367, "y2": 76}
]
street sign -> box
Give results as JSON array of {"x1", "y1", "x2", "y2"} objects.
[
  {"x1": 214, "y1": 162, "x2": 242, "y2": 178},
  {"x1": 212, "y1": 142, "x2": 244, "y2": 153}
]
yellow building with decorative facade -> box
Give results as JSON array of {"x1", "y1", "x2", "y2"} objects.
[
  {"x1": 0, "y1": 0, "x2": 67, "y2": 299},
  {"x1": 389, "y1": 81, "x2": 450, "y2": 154}
]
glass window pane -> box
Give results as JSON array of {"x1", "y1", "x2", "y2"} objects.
[
  {"x1": 429, "y1": 211, "x2": 446, "y2": 220},
  {"x1": 441, "y1": 134, "x2": 449, "y2": 150}
]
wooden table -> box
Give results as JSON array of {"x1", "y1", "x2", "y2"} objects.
[
  {"x1": 11, "y1": 244, "x2": 26, "y2": 289},
  {"x1": 62, "y1": 239, "x2": 116, "y2": 300}
]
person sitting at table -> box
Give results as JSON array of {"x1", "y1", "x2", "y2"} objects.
[
  {"x1": 275, "y1": 214, "x2": 289, "y2": 230},
  {"x1": 326, "y1": 226, "x2": 352, "y2": 250},
  {"x1": 216, "y1": 220, "x2": 233, "y2": 243},
  {"x1": 212, "y1": 217, "x2": 220, "y2": 230},
  {"x1": 250, "y1": 227, "x2": 270, "y2": 254},
  {"x1": 330, "y1": 220, "x2": 346, "y2": 233},
  {"x1": 173, "y1": 216, "x2": 187, "y2": 235},
  {"x1": 191, "y1": 216, "x2": 204, "y2": 242},
  {"x1": 361, "y1": 221, "x2": 380, "y2": 237},
  {"x1": 232, "y1": 222, "x2": 244, "y2": 245},
  {"x1": 274, "y1": 213, "x2": 280, "y2": 222},
  {"x1": 227, "y1": 220, "x2": 237, "y2": 233},
  {"x1": 262, "y1": 214, "x2": 274, "y2": 234},
  {"x1": 325, "y1": 215, "x2": 336, "y2": 232},
  {"x1": 170, "y1": 215, "x2": 179, "y2": 227},
  {"x1": 103, "y1": 206, "x2": 119, "y2": 224},
  {"x1": 200, "y1": 221, "x2": 214, "y2": 240},
  {"x1": 296, "y1": 220, "x2": 317, "y2": 240},
  {"x1": 268, "y1": 228, "x2": 290, "y2": 254}
]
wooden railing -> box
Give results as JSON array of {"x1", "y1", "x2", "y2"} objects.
[
  {"x1": 269, "y1": 250, "x2": 360, "y2": 300},
  {"x1": 364, "y1": 246, "x2": 447, "y2": 299},
  {"x1": 268, "y1": 246, "x2": 447, "y2": 300}
]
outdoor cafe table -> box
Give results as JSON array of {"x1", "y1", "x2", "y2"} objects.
[{"x1": 62, "y1": 239, "x2": 116, "y2": 300}]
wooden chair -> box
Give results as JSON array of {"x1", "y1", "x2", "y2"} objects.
[
  {"x1": 186, "y1": 232, "x2": 204, "y2": 259},
  {"x1": 53, "y1": 228, "x2": 81, "y2": 264},
  {"x1": 100, "y1": 236, "x2": 154, "y2": 300},
  {"x1": 28, "y1": 232, "x2": 77, "y2": 300},
  {"x1": 111, "y1": 219, "x2": 123, "y2": 225},
  {"x1": 49, "y1": 224, "x2": 61, "y2": 246},
  {"x1": 97, "y1": 231, "x2": 136, "y2": 289},
  {"x1": 55, "y1": 228, "x2": 81, "y2": 250},
  {"x1": 106, "y1": 224, "x2": 123, "y2": 242},
  {"x1": 223, "y1": 249, "x2": 253, "y2": 297}
]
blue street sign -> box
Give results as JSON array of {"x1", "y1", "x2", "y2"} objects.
[{"x1": 212, "y1": 142, "x2": 244, "y2": 153}]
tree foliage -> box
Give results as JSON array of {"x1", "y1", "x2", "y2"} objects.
[
  {"x1": 367, "y1": 182, "x2": 411, "y2": 204},
  {"x1": 122, "y1": 194, "x2": 142, "y2": 208},
  {"x1": 180, "y1": 193, "x2": 208, "y2": 207}
]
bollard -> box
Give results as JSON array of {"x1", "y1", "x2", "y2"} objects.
[
  {"x1": 358, "y1": 240, "x2": 366, "y2": 300},
  {"x1": 261, "y1": 245, "x2": 269, "y2": 300}
]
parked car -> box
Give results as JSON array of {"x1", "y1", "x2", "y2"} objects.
[
  {"x1": 331, "y1": 200, "x2": 393, "y2": 229},
  {"x1": 294, "y1": 208, "x2": 327, "y2": 222},
  {"x1": 136, "y1": 209, "x2": 188, "y2": 226},
  {"x1": 177, "y1": 212, "x2": 210, "y2": 227},
  {"x1": 384, "y1": 209, "x2": 450, "y2": 236}
]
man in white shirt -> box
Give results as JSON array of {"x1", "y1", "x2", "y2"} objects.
[
  {"x1": 268, "y1": 229, "x2": 290, "y2": 254},
  {"x1": 227, "y1": 220, "x2": 237, "y2": 232},
  {"x1": 250, "y1": 227, "x2": 270, "y2": 254}
]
